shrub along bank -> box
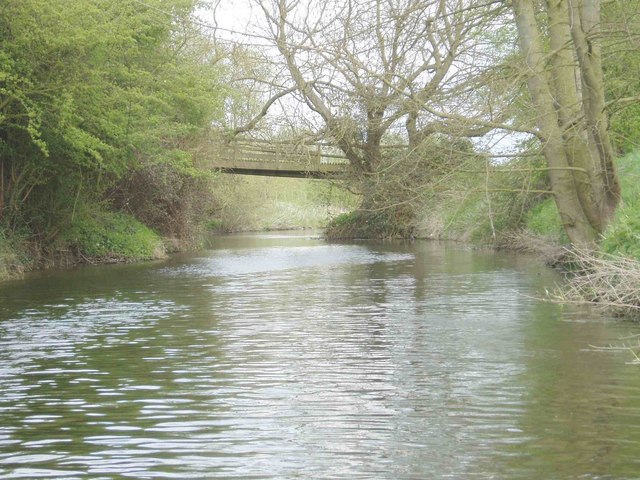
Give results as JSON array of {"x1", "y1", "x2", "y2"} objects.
[
  {"x1": 326, "y1": 145, "x2": 554, "y2": 246},
  {"x1": 0, "y1": 0, "x2": 224, "y2": 280},
  {"x1": 0, "y1": 208, "x2": 166, "y2": 278}
]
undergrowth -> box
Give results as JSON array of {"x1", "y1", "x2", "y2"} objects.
[
  {"x1": 325, "y1": 205, "x2": 415, "y2": 239},
  {"x1": 525, "y1": 199, "x2": 566, "y2": 241},
  {"x1": 63, "y1": 208, "x2": 165, "y2": 263},
  {"x1": 0, "y1": 227, "x2": 29, "y2": 279},
  {"x1": 556, "y1": 248, "x2": 640, "y2": 320},
  {"x1": 548, "y1": 151, "x2": 640, "y2": 319},
  {"x1": 412, "y1": 154, "x2": 557, "y2": 246},
  {"x1": 600, "y1": 151, "x2": 640, "y2": 259}
]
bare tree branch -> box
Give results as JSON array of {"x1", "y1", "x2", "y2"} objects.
[{"x1": 230, "y1": 85, "x2": 298, "y2": 136}]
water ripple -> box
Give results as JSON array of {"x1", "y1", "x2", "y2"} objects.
[{"x1": 1, "y1": 237, "x2": 640, "y2": 478}]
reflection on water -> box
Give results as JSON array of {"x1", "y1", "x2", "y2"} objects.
[{"x1": 1, "y1": 232, "x2": 639, "y2": 478}]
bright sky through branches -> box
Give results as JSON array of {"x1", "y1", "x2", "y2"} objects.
[
  {"x1": 196, "y1": 0, "x2": 525, "y2": 154},
  {"x1": 198, "y1": 0, "x2": 268, "y2": 46}
]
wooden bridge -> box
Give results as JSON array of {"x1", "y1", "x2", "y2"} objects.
[{"x1": 204, "y1": 139, "x2": 350, "y2": 178}]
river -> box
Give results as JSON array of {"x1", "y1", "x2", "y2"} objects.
[{"x1": 1, "y1": 232, "x2": 639, "y2": 479}]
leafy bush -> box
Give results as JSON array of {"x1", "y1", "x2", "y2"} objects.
[
  {"x1": 64, "y1": 209, "x2": 164, "y2": 262},
  {"x1": 0, "y1": 0, "x2": 223, "y2": 265},
  {"x1": 109, "y1": 162, "x2": 219, "y2": 245}
]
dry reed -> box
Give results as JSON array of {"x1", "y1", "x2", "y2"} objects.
[{"x1": 558, "y1": 248, "x2": 640, "y2": 318}]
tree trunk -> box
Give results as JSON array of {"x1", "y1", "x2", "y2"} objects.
[
  {"x1": 511, "y1": 0, "x2": 620, "y2": 245},
  {"x1": 569, "y1": 0, "x2": 621, "y2": 220},
  {"x1": 546, "y1": 0, "x2": 603, "y2": 232}
]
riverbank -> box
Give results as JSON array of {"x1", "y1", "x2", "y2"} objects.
[
  {"x1": 325, "y1": 150, "x2": 640, "y2": 319},
  {"x1": 0, "y1": 175, "x2": 357, "y2": 282},
  {"x1": 0, "y1": 212, "x2": 167, "y2": 281},
  {"x1": 3, "y1": 150, "x2": 640, "y2": 321}
]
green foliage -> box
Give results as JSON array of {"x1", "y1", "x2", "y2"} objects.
[
  {"x1": 109, "y1": 162, "x2": 219, "y2": 246},
  {"x1": 204, "y1": 219, "x2": 225, "y2": 232},
  {"x1": 367, "y1": 206, "x2": 414, "y2": 238},
  {"x1": 0, "y1": 0, "x2": 222, "y2": 200},
  {"x1": 63, "y1": 209, "x2": 164, "y2": 261},
  {"x1": 330, "y1": 212, "x2": 358, "y2": 229},
  {"x1": 603, "y1": 0, "x2": 640, "y2": 152},
  {"x1": 609, "y1": 103, "x2": 640, "y2": 153},
  {"x1": 325, "y1": 135, "x2": 477, "y2": 239},
  {"x1": 426, "y1": 188, "x2": 516, "y2": 243},
  {"x1": 510, "y1": 128, "x2": 640, "y2": 256},
  {"x1": 525, "y1": 199, "x2": 565, "y2": 239},
  {"x1": 326, "y1": 206, "x2": 414, "y2": 239},
  {"x1": 601, "y1": 212, "x2": 640, "y2": 259},
  {"x1": 615, "y1": 150, "x2": 640, "y2": 205},
  {"x1": 0, "y1": 0, "x2": 224, "y2": 244},
  {"x1": 0, "y1": 227, "x2": 29, "y2": 279},
  {"x1": 600, "y1": 151, "x2": 640, "y2": 258},
  {"x1": 412, "y1": 150, "x2": 555, "y2": 244}
]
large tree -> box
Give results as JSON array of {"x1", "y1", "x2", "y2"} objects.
[
  {"x1": 510, "y1": 0, "x2": 621, "y2": 245},
  {"x1": 237, "y1": 0, "x2": 623, "y2": 244},
  {"x1": 256, "y1": 0, "x2": 502, "y2": 174}
]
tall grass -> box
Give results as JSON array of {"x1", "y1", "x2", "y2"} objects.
[
  {"x1": 414, "y1": 155, "x2": 552, "y2": 244},
  {"x1": 0, "y1": 228, "x2": 28, "y2": 279},
  {"x1": 600, "y1": 151, "x2": 640, "y2": 259}
]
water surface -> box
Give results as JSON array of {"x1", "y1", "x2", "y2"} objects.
[{"x1": 1, "y1": 233, "x2": 639, "y2": 479}]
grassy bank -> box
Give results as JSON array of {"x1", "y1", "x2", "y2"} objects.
[
  {"x1": 0, "y1": 209, "x2": 166, "y2": 281},
  {"x1": 557, "y1": 151, "x2": 640, "y2": 318},
  {"x1": 326, "y1": 150, "x2": 558, "y2": 247},
  {"x1": 207, "y1": 175, "x2": 358, "y2": 233},
  {"x1": 330, "y1": 149, "x2": 639, "y2": 257},
  {"x1": 62, "y1": 209, "x2": 166, "y2": 264}
]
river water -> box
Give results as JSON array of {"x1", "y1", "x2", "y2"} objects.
[{"x1": 1, "y1": 232, "x2": 640, "y2": 479}]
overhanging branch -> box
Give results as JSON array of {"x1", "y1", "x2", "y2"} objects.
[{"x1": 230, "y1": 85, "x2": 298, "y2": 136}]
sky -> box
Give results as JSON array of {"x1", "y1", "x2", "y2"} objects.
[{"x1": 198, "y1": 0, "x2": 266, "y2": 45}]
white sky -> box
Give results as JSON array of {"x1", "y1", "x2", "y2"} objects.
[{"x1": 198, "y1": 1, "x2": 265, "y2": 45}]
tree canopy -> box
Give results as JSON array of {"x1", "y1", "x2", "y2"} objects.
[{"x1": 0, "y1": 0, "x2": 224, "y2": 233}]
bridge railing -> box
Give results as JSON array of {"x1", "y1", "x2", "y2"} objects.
[{"x1": 206, "y1": 138, "x2": 350, "y2": 174}]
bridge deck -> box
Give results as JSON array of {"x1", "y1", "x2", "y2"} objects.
[{"x1": 204, "y1": 139, "x2": 349, "y2": 178}]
